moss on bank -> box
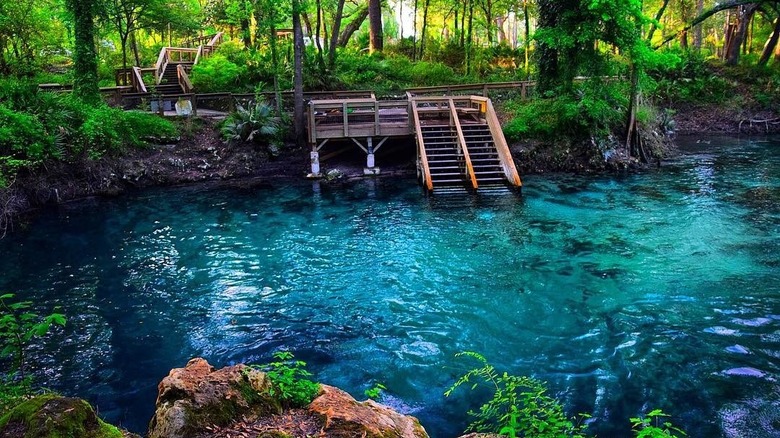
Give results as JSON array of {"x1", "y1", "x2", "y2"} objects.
[{"x1": 0, "y1": 395, "x2": 125, "y2": 438}]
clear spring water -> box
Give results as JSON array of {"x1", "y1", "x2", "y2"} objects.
[{"x1": 1, "y1": 136, "x2": 779, "y2": 437}]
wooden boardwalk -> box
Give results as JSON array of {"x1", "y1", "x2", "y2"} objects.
[{"x1": 307, "y1": 95, "x2": 522, "y2": 191}]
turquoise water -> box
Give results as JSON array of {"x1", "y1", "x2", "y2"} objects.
[{"x1": 1, "y1": 137, "x2": 779, "y2": 437}]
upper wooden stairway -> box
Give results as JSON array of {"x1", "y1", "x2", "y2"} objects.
[{"x1": 117, "y1": 33, "x2": 223, "y2": 95}]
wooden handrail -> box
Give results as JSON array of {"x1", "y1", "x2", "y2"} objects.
[
  {"x1": 132, "y1": 66, "x2": 147, "y2": 93},
  {"x1": 207, "y1": 32, "x2": 224, "y2": 47},
  {"x1": 177, "y1": 64, "x2": 194, "y2": 93},
  {"x1": 194, "y1": 45, "x2": 203, "y2": 65},
  {"x1": 411, "y1": 102, "x2": 433, "y2": 191},
  {"x1": 474, "y1": 96, "x2": 522, "y2": 187},
  {"x1": 449, "y1": 99, "x2": 478, "y2": 189},
  {"x1": 155, "y1": 47, "x2": 168, "y2": 84}
]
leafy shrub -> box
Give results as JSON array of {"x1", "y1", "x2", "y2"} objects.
[
  {"x1": 503, "y1": 79, "x2": 627, "y2": 142},
  {"x1": 190, "y1": 53, "x2": 248, "y2": 93},
  {"x1": 446, "y1": 352, "x2": 588, "y2": 438},
  {"x1": 248, "y1": 351, "x2": 320, "y2": 408},
  {"x1": 0, "y1": 105, "x2": 52, "y2": 161}
]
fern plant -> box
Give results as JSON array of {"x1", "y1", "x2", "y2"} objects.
[
  {"x1": 221, "y1": 98, "x2": 284, "y2": 155},
  {"x1": 446, "y1": 351, "x2": 588, "y2": 438}
]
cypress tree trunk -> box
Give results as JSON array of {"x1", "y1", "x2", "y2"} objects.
[
  {"x1": 368, "y1": 0, "x2": 383, "y2": 53},
  {"x1": 328, "y1": 0, "x2": 346, "y2": 68},
  {"x1": 726, "y1": 4, "x2": 758, "y2": 65},
  {"x1": 69, "y1": 0, "x2": 100, "y2": 103},
  {"x1": 536, "y1": 0, "x2": 559, "y2": 94}
]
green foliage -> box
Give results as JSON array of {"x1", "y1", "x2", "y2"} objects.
[
  {"x1": 221, "y1": 98, "x2": 284, "y2": 155},
  {"x1": 0, "y1": 80, "x2": 177, "y2": 177},
  {"x1": 504, "y1": 79, "x2": 627, "y2": 142},
  {"x1": 0, "y1": 375, "x2": 32, "y2": 417},
  {"x1": 647, "y1": 51, "x2": 731, "y2": 104},
  {"x1": 364, "y1": 383, "x2": 386, "y2": 400},
  {"x1": 630, "y1": 409, "x2": 687, "y2": 437},
  {"x1": 190, "y1": 53, "x2": 248, "y2": 93},
  {"x1": 249, "y1": 351, "x2": 320, "y2": 408},
  {"x1": 0, "y1": 294, "x2": 66, "y2": 380},
  {"x1": 0, "y1": 395, "x2": 124, "y2": 438},
  {"x1": 446, "y1": 352, "x2": 589, "y2": 438},
  {"x1": 0, "y1": 105, "x2": 52, "y2": 162}
]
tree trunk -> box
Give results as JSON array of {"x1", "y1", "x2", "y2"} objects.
[
  {"x1": 368, "y1": 0, "x2": 383, "y2": 52},
  {"x1": 465, "y1": 0, "x2": 473, "y2": 74},
  {"x1": 480, "y1": 0, "x2": 493, "y2": 45},
  {"x1": 413, "y1": 0, "x2": 419, "y2": 58},
  {"x1": 121, "y1": 33, "x2": 129, "y2": 71},
  {"x1": 420, "y1": 0, "x2": 431, "y2": 58},
  {"x1": 646, "y1": 0, "x2": 670, "y2": 43},
  {"x1": 693, "y1": 0, "x2": 704, "y2": 49},
  {"x1": 338, "y1": 6, "x2": 369, "y2": 47},
  {"x1": 292, "y1": 0, "x2": 306, "y2": 147},
  {"x1": 241, "y1": 18, "x2": 252, "y2": 48},
  {"x1": 328, "y1": 0, "x2": 346, "y2": 68},
  {"x1": 460, "y1": 0, "x2": 466, "y2": 47},
  {"x1": 314, "y1": 0, "x2": 326, "y2": 71},
  {"x1": 726, "y1": 4, "x2": 758, "y2": 65},
  {"x1": 69, "y1": 0, "x2": 100, "y2": 103},
  {"x1": 131, "y1": 31, "x2": 141, "y2": 66},
  {"x1": 536, "y1": 0, "x2": 559, "y2": 94},
  {"x1": 523, "y1": 0, "x2": 530, "y2": 78},
  {"x1": 758, "y1": 16, "x2": 780, "y2": 66}
]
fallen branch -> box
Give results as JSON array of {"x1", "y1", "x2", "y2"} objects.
[{"x1": 738, "y1": 117, "x2": 780, "y2": 133}]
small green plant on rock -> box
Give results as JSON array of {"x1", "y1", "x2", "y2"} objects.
[
  {"x1": 0, "y1": 293, "x2": 66, "y2": 416},
  {"x1": 364, "y1": 382, "x2": 386, "y2": 400},
  {"x1": 249, "y1": 351, "x2": 320, "y2": 408},
  {"x1": 446, "y1": 351, "x2": 588, "y2": 438},
  {"x1": 0, "y1": 294, "x2": 66, "y2": 380},
  {"x1": 630, "y1": 409, "x2": 687, "y2": 437}
]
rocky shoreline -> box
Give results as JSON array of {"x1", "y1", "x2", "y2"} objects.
[{"x1": 0, "y1": 358, "x2": 434, "y2": 438}]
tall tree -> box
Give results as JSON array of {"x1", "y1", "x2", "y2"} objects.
[
  {"x1": 292, "y1": 0, "x2": 305, "y2": 147},
  {"x1": 68, "y1": 0, "x2": 100, "y2": 102},
  {"x1": 758, "y1": 8, "x2": 780, "y2": 65},
  {"x1": 725, "y1": 3, "x2": 759, "y2": 64},
  {"x1": 368, "y1": 0, "x2": 383, "y2": 52}
]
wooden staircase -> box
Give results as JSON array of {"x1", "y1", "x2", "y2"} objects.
[
  {"x1": 118, "y1": 33, "x2": 223, "y2": 95},
  {"x1": 154, "y1": 61, "x2": 194, "y2": 94},
  {"x1": 413, "y1": 96, "x2": 522, "y2": 192}
]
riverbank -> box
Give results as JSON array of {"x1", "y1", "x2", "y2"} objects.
[{"x1": 1, "y1": 99, "x2": 777, "y2": 236}]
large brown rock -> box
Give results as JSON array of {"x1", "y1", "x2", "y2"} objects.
[
  {"x1": 147, "y1": 358, "x2": 281, "y2": 438},
  {"x1": 309, "y1": 384, "x2": 429, "y2": 438}
]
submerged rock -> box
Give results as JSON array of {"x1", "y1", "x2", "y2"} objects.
[
  {"x1": 147, "y1": 358, "x2": 281, "y2": 438},
  {"x1": 309, "y1": 385, "x2": 429, "y2": 438},
  {"x1": 0, "y1": 395, "x2": 138, "y2": 438}
]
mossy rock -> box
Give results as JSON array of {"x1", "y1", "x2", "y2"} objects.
[{"x1": 0, "y1": 395, "x2": 132, "y2": 438}]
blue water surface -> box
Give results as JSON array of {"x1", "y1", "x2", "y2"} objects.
[{"x1": 1, "y1": 136, "x2": 779, "y2": 437}]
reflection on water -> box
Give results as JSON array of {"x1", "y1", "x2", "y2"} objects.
[{"x1": 1, "y1": 136, "x2": 779, "y2": 437}]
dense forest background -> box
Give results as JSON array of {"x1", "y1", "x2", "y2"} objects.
[{"x1": 1, "y1": 0, "x2": 780, "y2": 205}]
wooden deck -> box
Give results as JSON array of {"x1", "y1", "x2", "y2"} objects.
[{"x1": 306, "y1": 95, "x2": 522, "y2": 191}]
